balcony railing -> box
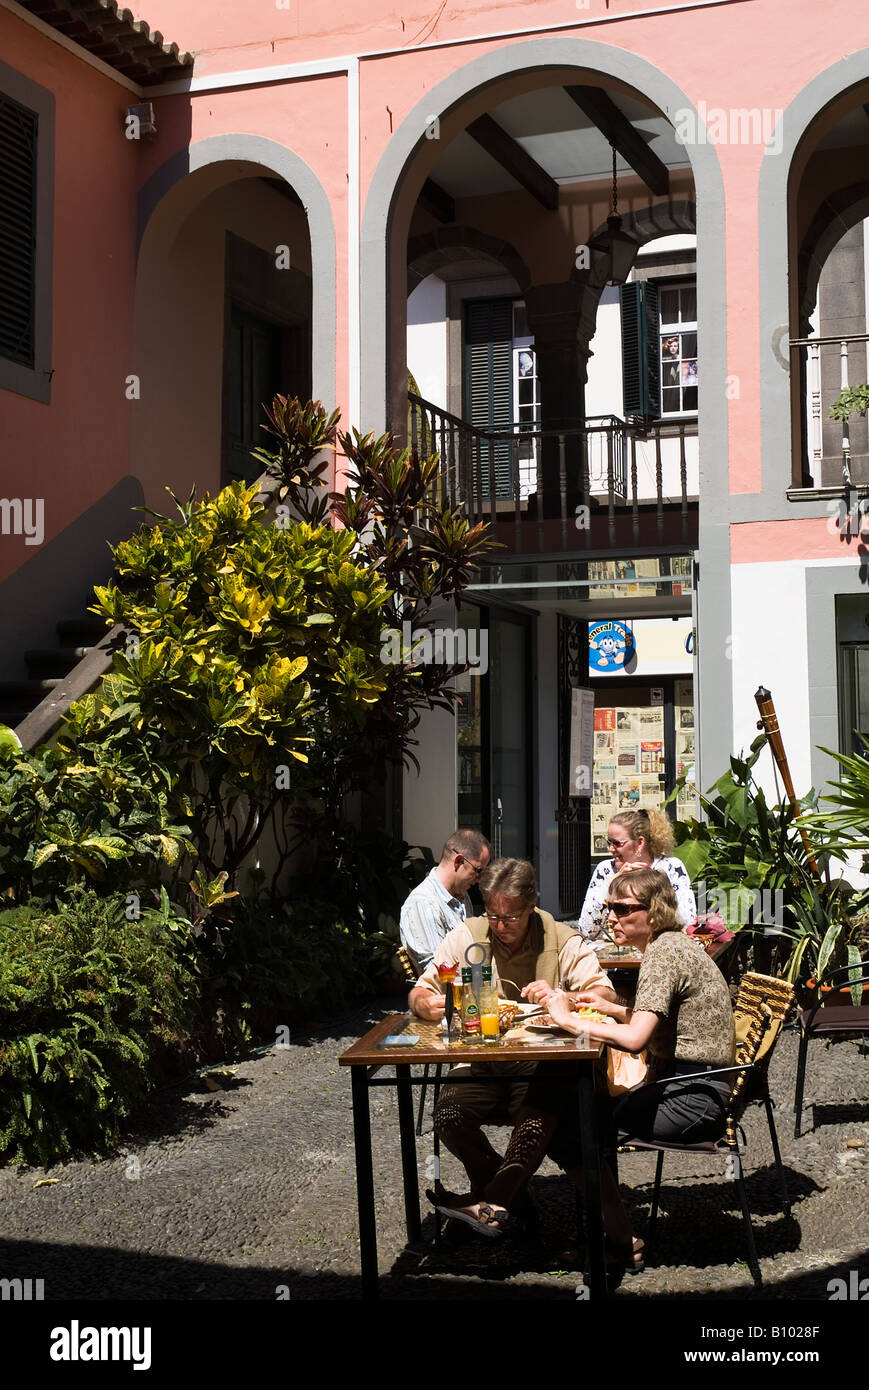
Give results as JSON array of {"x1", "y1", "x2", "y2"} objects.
[
  {"x1": 408, "y1": 393, "x2": 698, "y2": 553},
  {"x1": 790, "y1": 332, "x2": 869, "y2": 486}
]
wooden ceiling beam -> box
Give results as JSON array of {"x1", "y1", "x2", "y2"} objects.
[
  {"x1": 565, "y1": 85, "x2": 670, "y2": 197},
  {"x1": 419, "y1": 178, "x2": 455, "y2": 224},
  {"x1": 467, "y1": 113, "x2": 559, "y2": 211}
]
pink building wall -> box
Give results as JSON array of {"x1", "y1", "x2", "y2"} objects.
[
  {"x1": 4, "y1": 0, "x2": 868, "y2": 551},
  {"x1": 2, "y1": 0, "x2": 869, "y2": 785},
  {"x1": 0, "y1": 7, "x2": 138, "y2": 586}
]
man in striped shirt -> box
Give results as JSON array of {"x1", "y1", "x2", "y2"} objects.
[{"x1": 400, "y1": 829, "x2": 492, "y2": 973}]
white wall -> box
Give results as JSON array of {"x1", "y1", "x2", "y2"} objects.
[
  {"x1": 585, "y1": 285, "x2": 623, "y2": 418},
  {"x1": 407, "y1": 275, "x2": 447, "y2": 407},
  {"x1": 402, "y1": 704, "x2": 458, "y2": 856},
  {"x1": 729, "y1": 559, "x2": 811, "y2": 799}
]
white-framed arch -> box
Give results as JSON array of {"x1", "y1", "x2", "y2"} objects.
[
  {"x1": 758, "y1": 52, "x2": 869, "y2": 512},
  {"x1": 138, "y1": 133, "x2": 336, "y2": 407}
]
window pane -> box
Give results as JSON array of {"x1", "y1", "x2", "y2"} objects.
[
  {"x1": 680, "y1": 287, "x2": 697, "y2": 321},
  {"x1": 660, "y1": 288, "x2": 679, "y2": 323},
  {"x1": 680, "y1": 359, "x2": 698, "y2": 387},
  {"x1": 682, "y1": 386, "x2": 698, "y2": 411},
  {"x1": 681, "y1": 331, "x2": 697, "y2": 356},
  {"x1": 513, "y1": 302, "x2": 529, "y2": 337},
  {"x1": 662, "y1": 387, "x2": 680, "y2": 413},
  {"x1": 518, "y1": 378, "x2": 534, "y2": 404}
]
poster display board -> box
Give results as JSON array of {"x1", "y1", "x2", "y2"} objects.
[
  {"x1": 587, "y1": 555, "x2": 693, "y2": 600},
  {"x1": 590, "y1": 703, "x2": 666, "y2": 855},
  {"x1": 674, "y1": 677, "x2": 696, "y2": 821}
]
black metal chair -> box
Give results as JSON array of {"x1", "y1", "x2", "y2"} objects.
[
  {"x1": 793, "y1": 959, "x2": 869, "y2": 1138},
  {"x1": 619, "y1": 971, "x2": 795, "y2": 1288}
]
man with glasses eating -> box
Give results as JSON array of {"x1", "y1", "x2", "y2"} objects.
[
  {"x1": 400, "y1": 829, "x2": 492, "y2": 973},
  {"x1": 409, "y1": 857, "x2": 616, "y2": 1237}
]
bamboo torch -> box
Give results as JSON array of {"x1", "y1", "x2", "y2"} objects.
[{"x1": 754, "y1": 686, "x2": 821, "y2": 878}]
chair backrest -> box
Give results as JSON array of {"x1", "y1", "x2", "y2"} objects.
[
  {"x1": 396, "y1": 945, "x2": 419, "y2": 984},
  {"x1": 733, "y1": 971, "x2": 795, "y2": 1070},
  {"x1": 724, "y1": 1008, "x2": 769, "y2": 1139}
]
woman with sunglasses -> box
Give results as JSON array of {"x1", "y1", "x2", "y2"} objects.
[
  {"x1": 577, "y1": 807, "x2": 696, "y2": 940},
  {"x1": 546, "y1": 867, "x2": 735, "y2": 1271}
]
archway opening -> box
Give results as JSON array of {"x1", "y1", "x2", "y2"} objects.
[
  {"x1": 789, "y1": 88, "x2": 869, "y2": 487},
  {"x1": 388, "y1": 69, "x2": 699, "y2": 540},
  {"x1": 134, "y1": 160, "x2": 313, "y2": 510}
]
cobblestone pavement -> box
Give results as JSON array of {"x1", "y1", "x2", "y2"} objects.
[{"x1": 1, "y1": 998, "x2": 868, "y2": 1302}]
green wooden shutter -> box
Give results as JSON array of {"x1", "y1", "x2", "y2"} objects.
[
  {"x1": 0, "y1": 93, "x2": 38, "y2": 368},
  {"x1": 464, "y1": 297, "x2": 514, "y2": 498},
  {"x1": 620, "y1": 281, "x2": 660, "y2": 422}
]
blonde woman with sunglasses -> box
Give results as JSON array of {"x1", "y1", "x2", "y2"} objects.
[{"x1": 577, "y1": 808, "x2": 696, "y2": 941}]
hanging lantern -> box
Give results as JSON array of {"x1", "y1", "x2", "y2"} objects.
[{"x1": 588, "y1": 146, "x2": 638, "y2": 286}]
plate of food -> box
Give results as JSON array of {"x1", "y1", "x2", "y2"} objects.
[{"x1": 525, "y1": 1006, "x2": 608, "y2": 1032}]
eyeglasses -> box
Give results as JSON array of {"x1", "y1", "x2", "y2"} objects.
[
  {"x1": 606, "y1": 899, "x2": 644, "y2": 917},
  {"x1": 464, "y1": 858, "x2": 485, "y2": 877},
  {"x1": 485, "y1": 912, "x2": 525, "y2": 924}
]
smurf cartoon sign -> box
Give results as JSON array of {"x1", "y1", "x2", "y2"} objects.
[{"x1": 589, "y1": 621, "x2": 635, "y2": 673}]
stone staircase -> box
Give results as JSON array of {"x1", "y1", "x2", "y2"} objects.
[{"x1": 0, "y1": 612, "x2": 109, "y2": 731}]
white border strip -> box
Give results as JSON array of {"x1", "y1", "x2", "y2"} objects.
[
  {"x1": 1, "y1": 0, "x2": 143, "y2": 94},
  {"x1": 347, "y1": 56, "x2": 360, "y2": 429}
]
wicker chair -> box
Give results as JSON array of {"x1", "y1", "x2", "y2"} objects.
[{"x1": 618, "y1": 970, "x2": 795, "y2": 1287}]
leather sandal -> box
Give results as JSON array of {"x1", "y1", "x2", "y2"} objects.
[{"x1": 433, "y1": 1198, "x2": 509, "y2": 1238}]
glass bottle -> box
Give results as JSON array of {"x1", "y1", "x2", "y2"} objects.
[
  {"x1": 460, "y1": 966, "x2": 481, "y2": 1043},
  {"x1": 479, "y1": 965, "x2": 500, "y2": 1045}
]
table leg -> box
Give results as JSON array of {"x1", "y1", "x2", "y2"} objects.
[
  {"x1": 396, "y1": 1063, "x2": 422, "y2": 1243},
  {"x1": 351, "y1": 1065, "x2": 378, "y2": 1300},
  {"x1": 578, "y1": 1062, "x2": 607, "y2": 1300}
]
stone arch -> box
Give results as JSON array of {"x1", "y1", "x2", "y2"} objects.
[
  {"x1": 407, "y1": 225, "x2": 532, "y2": 296},
  {"x1": 759, "y1": 52, "x2": 869, "y2": 500},
  {"x1": 138, "y1": 134, "x2": 336, "y2": 405},
  {"x1": 797, "y1": 183, "x2": 869, "y2": 331}
]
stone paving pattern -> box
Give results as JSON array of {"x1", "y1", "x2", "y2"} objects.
[{"x1": 1, "y1": 998, "x2": 867, "y2": 1300}]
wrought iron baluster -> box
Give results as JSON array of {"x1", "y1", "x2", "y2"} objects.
[
  {"x1": 680, "y1": 422, "x2": 688, "y2": 536},
  {"x1": 512, "y1": 435, "x2": 522, "y2": 553},
  {"x1": 655, "y1": 427, "x2": 664, "y2": 541}
]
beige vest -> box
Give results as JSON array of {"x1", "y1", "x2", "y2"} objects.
[{"x1": 464, "y1": 910, "x2": 578, "y2": 989}]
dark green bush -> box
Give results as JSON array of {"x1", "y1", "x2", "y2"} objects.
[
  {"x1": 197, "y1": 898, "x2": 373, "y2": 1053},
  {"x1": 0, "y1": 889, "x2": 198, "y2": 1166}
]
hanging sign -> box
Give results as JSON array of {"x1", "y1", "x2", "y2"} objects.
[{"x1": 589, "y1": 620, "x2": 635, "y2": 673}]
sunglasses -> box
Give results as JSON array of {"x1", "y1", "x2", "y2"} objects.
[
  {"x1": 485, "y1": 913, "x2": 525, "y2": 924},
  {"x1": 606, "y1": 899, "x2": 645, "y2": 917}
]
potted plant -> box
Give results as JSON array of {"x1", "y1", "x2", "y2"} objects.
[{"x1": 671, "y1": 733, "x2": 868, "y2": 1001}]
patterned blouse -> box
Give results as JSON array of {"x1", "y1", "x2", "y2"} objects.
[
  {"x1": 632, "y1": 930, "x2": 735, "y2": 1067},
  {"x1": 577, "y1": 855, "x2": 696, "y2": 940}
]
